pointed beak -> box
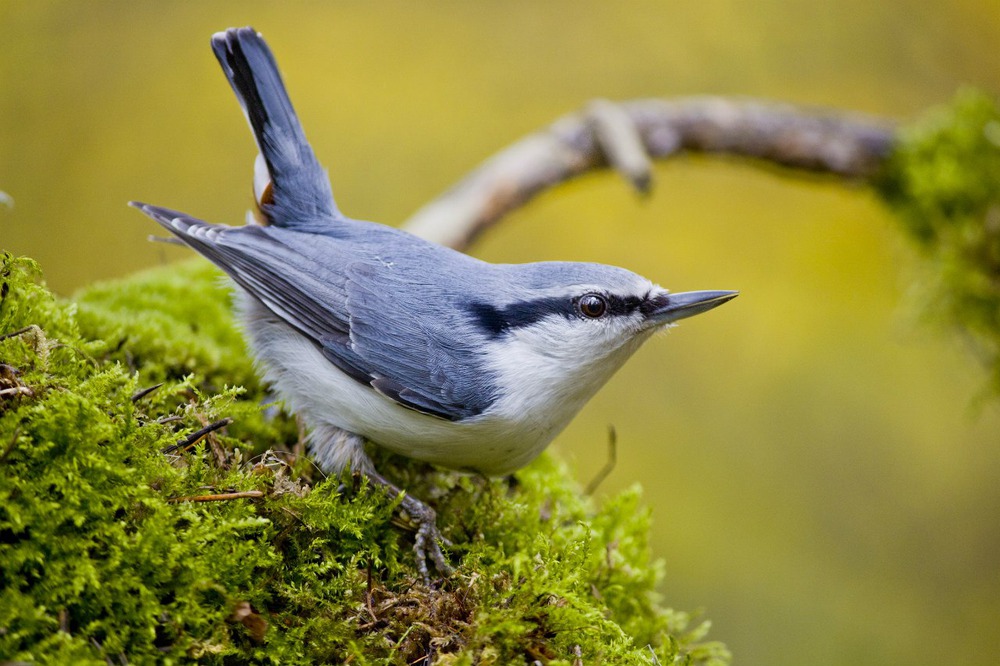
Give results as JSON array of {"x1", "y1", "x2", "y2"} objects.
[{"x1": 645, "y1": 290, "x2": 738, "y2": 326}]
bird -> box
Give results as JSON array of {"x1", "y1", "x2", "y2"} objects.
[{"x1": 131, "y1": 26, "x2": 737, "y2": 580}]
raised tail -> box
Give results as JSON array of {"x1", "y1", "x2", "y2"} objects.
[{"x1": 211, "y1": 27, "x2": 342, "y2": 228}]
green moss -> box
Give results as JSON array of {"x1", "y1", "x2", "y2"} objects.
[
  {"x1": 875, "y1": 88, "x2": 1000, "y2": 393},
  {"x1": 0, "y1": 253, "x2": 729, "y2": 664}
]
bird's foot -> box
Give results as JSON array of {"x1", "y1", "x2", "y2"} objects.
[
  {"x1": 400, "y1": 492, "x2": 453, "y2": 582},
  {"x1": 368, "y1": 470, "x2": 453, "y2": 583}
]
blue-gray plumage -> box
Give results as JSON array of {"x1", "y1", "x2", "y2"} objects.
[{"x1": 131, "y1": 27, "x2": 736, "y2": 578}]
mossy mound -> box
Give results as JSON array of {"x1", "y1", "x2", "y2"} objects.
[{"x1": 0, "y1": 255, "x2": 729, "y2": 664}]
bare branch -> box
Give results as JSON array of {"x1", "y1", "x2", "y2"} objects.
[{"x1": 402, "y1": 96, "x2": 896, "y2": 250}]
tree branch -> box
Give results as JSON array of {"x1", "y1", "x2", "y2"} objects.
[{"x1": 402, "y1": 96, "x2": 897, "y2": 250}]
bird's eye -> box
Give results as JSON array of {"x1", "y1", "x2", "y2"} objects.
[{"x1": 578, "y1": 294, "x2": 607, "y2": 318}]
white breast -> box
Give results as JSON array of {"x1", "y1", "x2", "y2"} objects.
[{"x1": 238, "y1": 295, "x2": 549, "y2": 474}]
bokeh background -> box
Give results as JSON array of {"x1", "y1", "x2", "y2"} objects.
[{"x1": 3, "y1": 2, "x2": 999, "y2": 663}]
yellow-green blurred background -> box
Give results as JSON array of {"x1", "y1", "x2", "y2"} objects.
[{"x1": 3, "y1": 2, "x2": 1000, "y2": 663}]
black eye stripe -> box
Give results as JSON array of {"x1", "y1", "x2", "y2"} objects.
[
  {"x1": 467, "y1": 292, "x2": 647, "y2": 338},
  {"x1": 467, "y1": 297, "x2": 571, "y2": 337},
  {"x1": 638, "y1": 292, "x2": 669, "y2": 317},
  {"x1": 604, "y1": 293, "x2": 644, "y2": 317}
]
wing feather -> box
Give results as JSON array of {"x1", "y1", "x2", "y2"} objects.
[{"x1": 131, "y1": 202, "x2": 496, "y2": 421}]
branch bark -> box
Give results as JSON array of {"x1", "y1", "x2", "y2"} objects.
[{"x1": 402, "y1": 96, "x2": 897, "y2": 251}]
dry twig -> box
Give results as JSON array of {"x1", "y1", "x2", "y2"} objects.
[
  {"x1": 130, "y1": 382, "x2": 164, "y2": 403},
  {"x1": 0, "y1": 326, "x2": 34, "y2": 342},
  {"x1": 162, "y1": 417, "x2": 233, "y2": 454},
  {"x1": 584, "y1": 426, "x2": 618, "y2": 496},
  {"x1": 167, "y1": 490, "x2": 264, "y2": 503}
]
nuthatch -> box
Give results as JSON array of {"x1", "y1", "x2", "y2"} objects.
[{"x1": 132, "y1": 27, "x2": 737, "y2": 579}]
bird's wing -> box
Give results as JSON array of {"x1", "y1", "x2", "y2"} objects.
[
  {"x1": 211, "y1": 27, "x2": 343, "y2": 230},
  {"x1": 338, "y1": 260, "x2": 497, "y2": 420},
  {"x1": 132, "y1": 203, "x2": 494, "y2": 421}
]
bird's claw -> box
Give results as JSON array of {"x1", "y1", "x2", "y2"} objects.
[
  {"x1": 399, "y1": 492, "x2": 453, "y2": 583},
  {"x1": 413, "y1": 517, "x2": 453, "y2": 582},
  {"x1": 367, "y1": 469, "x2": 453, "y2": 583}
]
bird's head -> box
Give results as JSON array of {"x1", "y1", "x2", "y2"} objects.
[{"x1": 466, "y1": 262, "x2": 737, "y2": 422}]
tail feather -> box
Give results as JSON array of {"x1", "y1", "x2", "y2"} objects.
[
  {"x1": 211, "y1": 27, "x2": 342, "y2": 228},
  {"x1": 130, "y1": 201, "x2": 222, "y2": 243}
]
